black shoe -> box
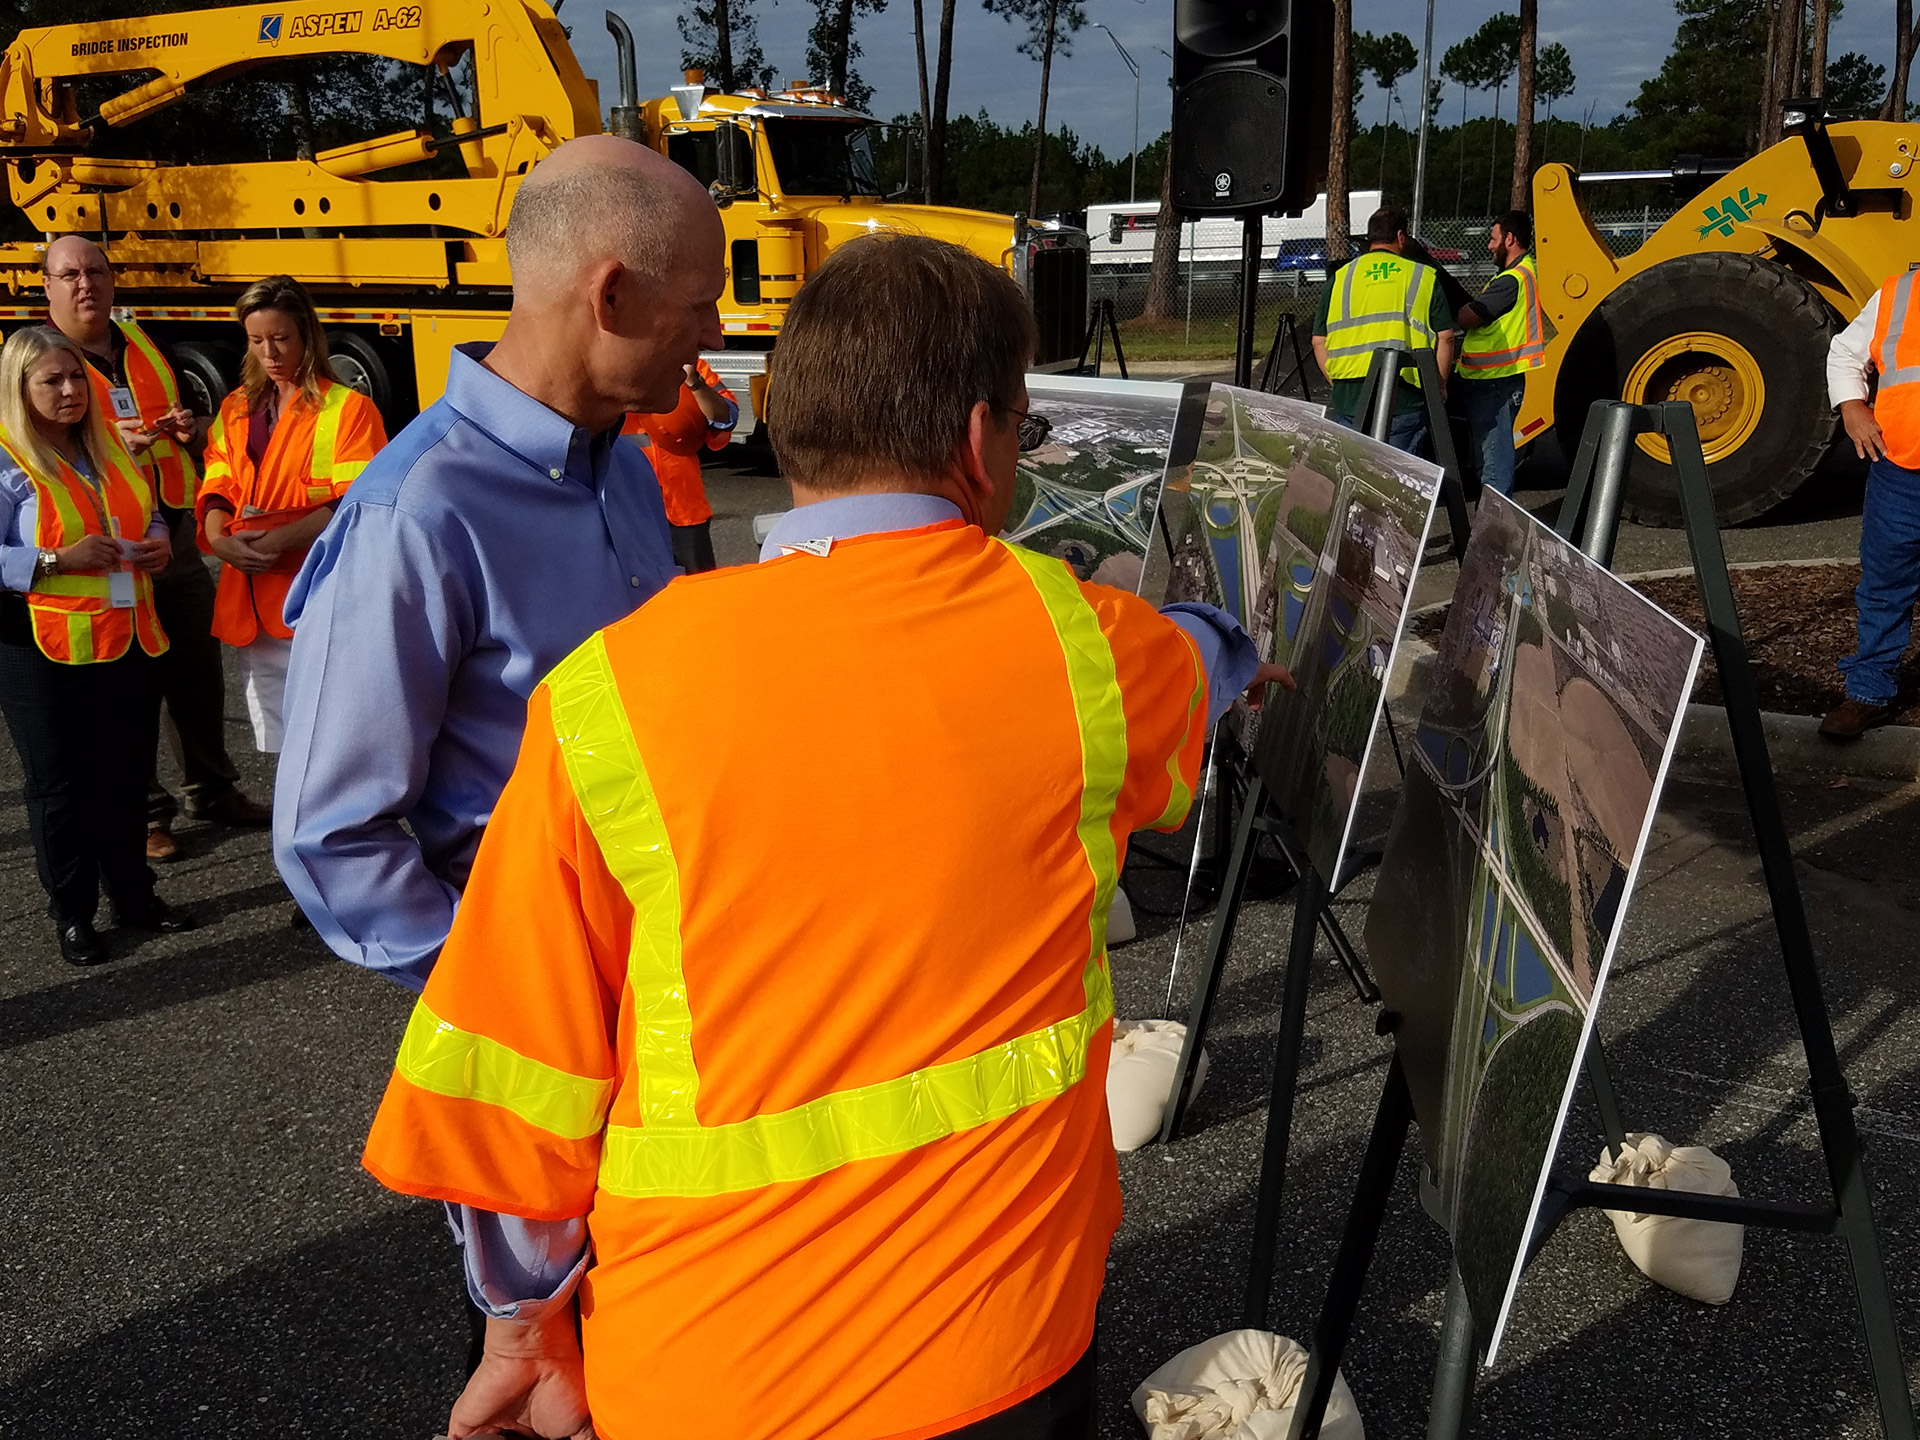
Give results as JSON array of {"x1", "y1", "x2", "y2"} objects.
[
  {"x1": 116, "y1": 900, "x2": 198, "y2": 934},
  {"x1": 59, "y1": 920, "x2": 108, "y2": 966}
]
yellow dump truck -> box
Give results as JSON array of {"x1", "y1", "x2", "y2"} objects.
[
  {"x1": 0, "y1": 0, "x2": 1088, "y2": 429},
  {"x1": 1524, "y1": 112, "x2": 1920, "y2": 524}
]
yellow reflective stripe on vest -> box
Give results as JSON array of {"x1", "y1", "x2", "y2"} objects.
[
  {"x1": 394, "y1": 999, "x2": 614, "y2": 1141},
  {"x1": 546, "y1": 632, "x2": 700, "y2": 1127},
  {"x1": 309, "y1": 381, "x2": 357, "y2": 482},
  {"x1": 552, "y1": 549, "x2": 1127, "y2": 1200},
  {"x1": 1459, "y1": 256, "x2": 1546, "y2": 376},
  {"x1": 1148, "y1": 631, "x2": 1205, "y2": 830},
  {"x1": 117, "y1": 321, "x2": 181, "y2": 407}
]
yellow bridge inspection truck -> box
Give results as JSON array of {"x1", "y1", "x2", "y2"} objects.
[
  {"x1": 1525, "y1": 109, "x2": 1920, "y2": 524},
  {"x1": 0, "y1": 0, "x2": 1089, "y2": 431}
]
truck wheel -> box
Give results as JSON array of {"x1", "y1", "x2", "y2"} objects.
[
  {"x1": 1554, "y1": 251, "x2": 1840, "y2": 526},
  {"x1": 171, "y1": 340, "x2": 239, "y2": 418},
  {"x1": 325, "y1": 330, "x2": 395, "y2": 423}
]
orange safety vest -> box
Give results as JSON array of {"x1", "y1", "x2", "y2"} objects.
[
  {"x1": 195, "y1": 378, "x2": 386, "y2": 645},
  {"x1": 364, "y1": 520, "x2": 1211, "y2": 1440},
  {"x1": 82, "y1": 319, "x2": 199, "y2": 510},
  {"x1": 1870, "y1": 270, "x2": 1920, "y2": 468},
  {"x1": 0, "y1": 431, "x2": 167, "y2": 664},
  {"x1": 622, "y1": 359, "x2": 736, "y2": 527}
]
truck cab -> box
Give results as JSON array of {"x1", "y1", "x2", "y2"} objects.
[{"x1": 643, "y1": 79, "x2": 1089, "y2": 419}]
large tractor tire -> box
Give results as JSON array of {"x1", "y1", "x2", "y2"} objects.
[{"x1": 1554, "y1": 252, "x2": 1840, "y2": 526}]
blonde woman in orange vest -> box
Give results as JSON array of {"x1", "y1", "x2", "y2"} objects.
[
  {"x1": 0, "y1": 326, "x2": 194, "y2": 965},
  {"x1": 622, "y1": 358, "x2": 738, "y2": 572},
  {"x1": 198, "y1": 276, "x2": 387, "y2": 753}
]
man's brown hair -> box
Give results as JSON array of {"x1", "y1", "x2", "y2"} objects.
[
  {"x1": 1366, "y1": 205, "x2": 1410, "y2": 246},
  {"x1": 765, "y1": 233, "x2": 1037, "y2": 491}
]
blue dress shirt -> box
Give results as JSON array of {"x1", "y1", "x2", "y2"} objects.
[
  {"x1": 455, "y1": 491, "x2": 1258, "y2": 1320},
  {"x1": 272, "y1": 343, "x2": 677, "y2": 991}
]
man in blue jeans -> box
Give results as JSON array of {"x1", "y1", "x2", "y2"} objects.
[
  {"x1": 1455, "y1": 210, "x2": 1545, "y2": 497},
  {"x1": 1823, "y1": 266, "x2": 1920, "y2": 738}
]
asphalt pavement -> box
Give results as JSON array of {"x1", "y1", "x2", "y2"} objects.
[{"x1": 3, "y1": 450, "x2": 1915, "y2": 1439}]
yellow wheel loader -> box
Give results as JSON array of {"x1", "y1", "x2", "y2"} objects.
[{"x1": 1522, "y1": 108, "x2": 1918, "y2": 525}]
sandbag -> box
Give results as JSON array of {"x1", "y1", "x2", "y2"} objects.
[
  {"x1": 1108, "y1": 1019, "x2": 1207, "y2": 1152},
  {"x1": 1591, "y1": 1131, "x2": 1744, "y2": 1305},
  {"x1": 1110, "y1": 886, "x2": 1138, "y2": 946},
  {"x1": 1132, "y1": 1328, "x2": 1365, "y2": 1440}
]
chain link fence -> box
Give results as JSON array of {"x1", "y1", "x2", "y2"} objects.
[{"x1": 1089, "y1": 210, "x2": 1677, "y2": 367}]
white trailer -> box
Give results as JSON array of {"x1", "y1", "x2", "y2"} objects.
[{"x1": 1086, "y1": 192, "x2": 1385, "y2": 275}]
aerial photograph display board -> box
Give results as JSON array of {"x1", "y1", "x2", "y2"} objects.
[
  {"x1": 1162, "y1": 385, "x2": 1441, "y2": 881},
  {"x1": 1363, "y1": 490, "x2": 1703, "y2": 1357},
  {"x1": 1007, "y1": 374, "x2": 1188, "y2": 593}
]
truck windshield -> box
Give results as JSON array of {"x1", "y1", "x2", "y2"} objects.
[{"x1": 761, "y1": 118, "x2": 881, "y2": 197}]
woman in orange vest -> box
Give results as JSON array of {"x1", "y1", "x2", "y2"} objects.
[
  {"x1": 623, "y1": 359, "x2": 737, "y2": 572},
  {"x1": 198, "y1": 275, "x2": 387, "y2": 753},
  {"x1": 0, "y1": 325, "x2": 189, "y2": 966}
]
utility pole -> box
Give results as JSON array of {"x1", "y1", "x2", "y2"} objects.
[
  {"x1": 1411, "y1": 0, "x2": 1435, "y2": 233},
  {"x1": 1094, "y1": 23, "x2": 1141, "y2": 203}
]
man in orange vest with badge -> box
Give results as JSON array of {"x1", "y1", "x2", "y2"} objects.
[
  {"x1": 41, "y1": 237, "x2": 270, "y2": 857},
  {"x1": 362, "y1": 233, "x2": 1288, "y2": 1440},
  {"x1": 1823, "y1": 264, "x2": 1920, "y2": 737}
]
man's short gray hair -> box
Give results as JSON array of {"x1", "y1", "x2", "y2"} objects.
[{"x1": 505, "y1": 162, "x2": 679, "y2": 294}]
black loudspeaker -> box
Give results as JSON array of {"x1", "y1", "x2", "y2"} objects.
[{"x1": 1171, "y1": 0, "x2": 1331, "y2": 217}]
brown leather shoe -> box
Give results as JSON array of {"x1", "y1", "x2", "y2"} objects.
[
  {"x1": 186, "y1": 790, "x2": 272, "y2": 827},
  {"x1": 1819, "y1": 698, "x2": 1894, "y2": 740},
  {"x1": 146, "y1": 825, "x2": 179, "y2": 862}
]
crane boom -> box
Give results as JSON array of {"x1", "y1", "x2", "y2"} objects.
[{"x1": 1, "y1": 0, "x2": 600, "y2": 246}]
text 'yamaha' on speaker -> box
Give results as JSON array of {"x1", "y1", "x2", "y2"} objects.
[{"x1": 1171, "y1": 0, "x2": 1332, "y2": 217}]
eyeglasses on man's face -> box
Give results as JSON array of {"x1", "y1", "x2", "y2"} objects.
[
  {"x1": 46, "y1": 267, "x2": 111, "y2": 288},
  {"x1": 1000, "y1": 407, "x2": 1052, "y2": 453}
]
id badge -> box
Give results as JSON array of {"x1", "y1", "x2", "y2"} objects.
[
  {"x1": 108, "y1": 386, "x2": 140, "y2": 421},
  {"x1": 109, "y1": 542, "x2": 137, "y2": 609}
]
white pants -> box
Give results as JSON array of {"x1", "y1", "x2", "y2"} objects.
[{"x1": 238, "y1": 633, "x2": 293, "y2": 754}]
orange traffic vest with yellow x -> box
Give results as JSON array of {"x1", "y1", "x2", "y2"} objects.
[
  {"x1": 1, "y1": 432, "x2": 167, "y2": 664},
  {"x1": 82, "y1": 319, "x2": 198, "y2": 510},
  {"x1": 1459, "y1": 253, "x2": 1546, "y2": 379},
  {"x1": 1870, "y1": 270, "x2": 1920, "y2": 468},
  {"x1": 363, "y1": 520, "x2": 1211, "y2": 1440}
]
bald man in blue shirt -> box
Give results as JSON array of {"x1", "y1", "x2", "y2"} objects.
[{"x1": 275, "y1": 135, "x2": 725, "y2": 988}]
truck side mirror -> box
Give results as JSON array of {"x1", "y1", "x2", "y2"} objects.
[
  {"x1": 713, "y1": 119, "x2": 757, "y2": 203},
  {"x1": 1108, "y1": 214, "x2": 1124, "y2": 244}
]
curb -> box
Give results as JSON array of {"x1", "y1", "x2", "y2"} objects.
[{"x1": 1385, "y1": 637, "x2": 1920, "y2": 784}]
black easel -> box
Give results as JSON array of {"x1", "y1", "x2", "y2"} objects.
[
  {"x1": 1077, "y1": 296, "x2": 1131, "y2": 379},
  {"x1": 1351, "y1": 342, "x2": 1471, "y2": 562},
  {"x1": 1281, "y1": 400, "x2": 1917, "y2": 1440},
  {"x1": 1157, "y1": 730, "x2": 1380, "y2": 1143},
  {"x1": 1234, "y1": 216, "x2": 1264, "y2": 387},
  {"x1": 1259, "y1": 311, "x2": 1318, "y2": 401}
]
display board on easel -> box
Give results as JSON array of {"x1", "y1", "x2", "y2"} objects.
[{"x1": 1366, "y1": 488, "x2": 1703, "y2": 1352}]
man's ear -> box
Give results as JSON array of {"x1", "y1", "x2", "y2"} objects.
[
  {"x1": 588, "y1": 259, "x2": 627, "y2": 335},
  {"x1": 957, "y1": 398, "x2": 998, "y2": 499}
]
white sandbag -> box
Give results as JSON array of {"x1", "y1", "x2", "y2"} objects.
[
  {"x1": 1591, "y1": 1131, "x2": 1744, "y2": 1305},
  {"x1": 1108, "y1": 1019, "x2": 1207, "y2": 1152},
  {"x1": 1132, "y1": 1328, "x2": 1365, "y2": 1440},
  {"x1": 1109, "y1": 886, "x2": 1138, "y2": 946}
]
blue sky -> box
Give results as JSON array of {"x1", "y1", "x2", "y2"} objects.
[{"x1": 573, "y1": 0, "x2": 1894, "y2": 164}]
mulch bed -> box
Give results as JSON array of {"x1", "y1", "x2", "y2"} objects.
[{"x1": 1411, "y1": 562, "x2": 1920, "y2": 726}]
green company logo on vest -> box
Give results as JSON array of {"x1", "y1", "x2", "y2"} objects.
[
  {"x1": 1365, "y1": 259, "x2": 1398, "y2": 282},
  {"x1": 1697, "y1": 187, "x2": 1768, "y2": 239}
]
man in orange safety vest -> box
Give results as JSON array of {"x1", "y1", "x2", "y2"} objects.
[{"x1": 362, "y1": 233, "x2": 1288, "y2": 1440}]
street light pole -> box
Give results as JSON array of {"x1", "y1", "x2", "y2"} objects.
[
  {"x1": 1094, "y1": 23, "x2": 1141, "y2": 203},
  {"x1": 1411, "y1": 0, "x2": 1436, "y2": 233}
]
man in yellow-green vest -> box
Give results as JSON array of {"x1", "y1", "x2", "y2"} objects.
[
  {"x1": 1455, "y1": 209, "x2": 1546, "y2": 497},
  {"x1": 1312, "y1": 205, "x2": 1460, "y2": 458}
]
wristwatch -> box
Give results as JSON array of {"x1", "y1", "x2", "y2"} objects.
[{"x1": 33, "y1": 548, "x2": 58, "y2": 582}]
